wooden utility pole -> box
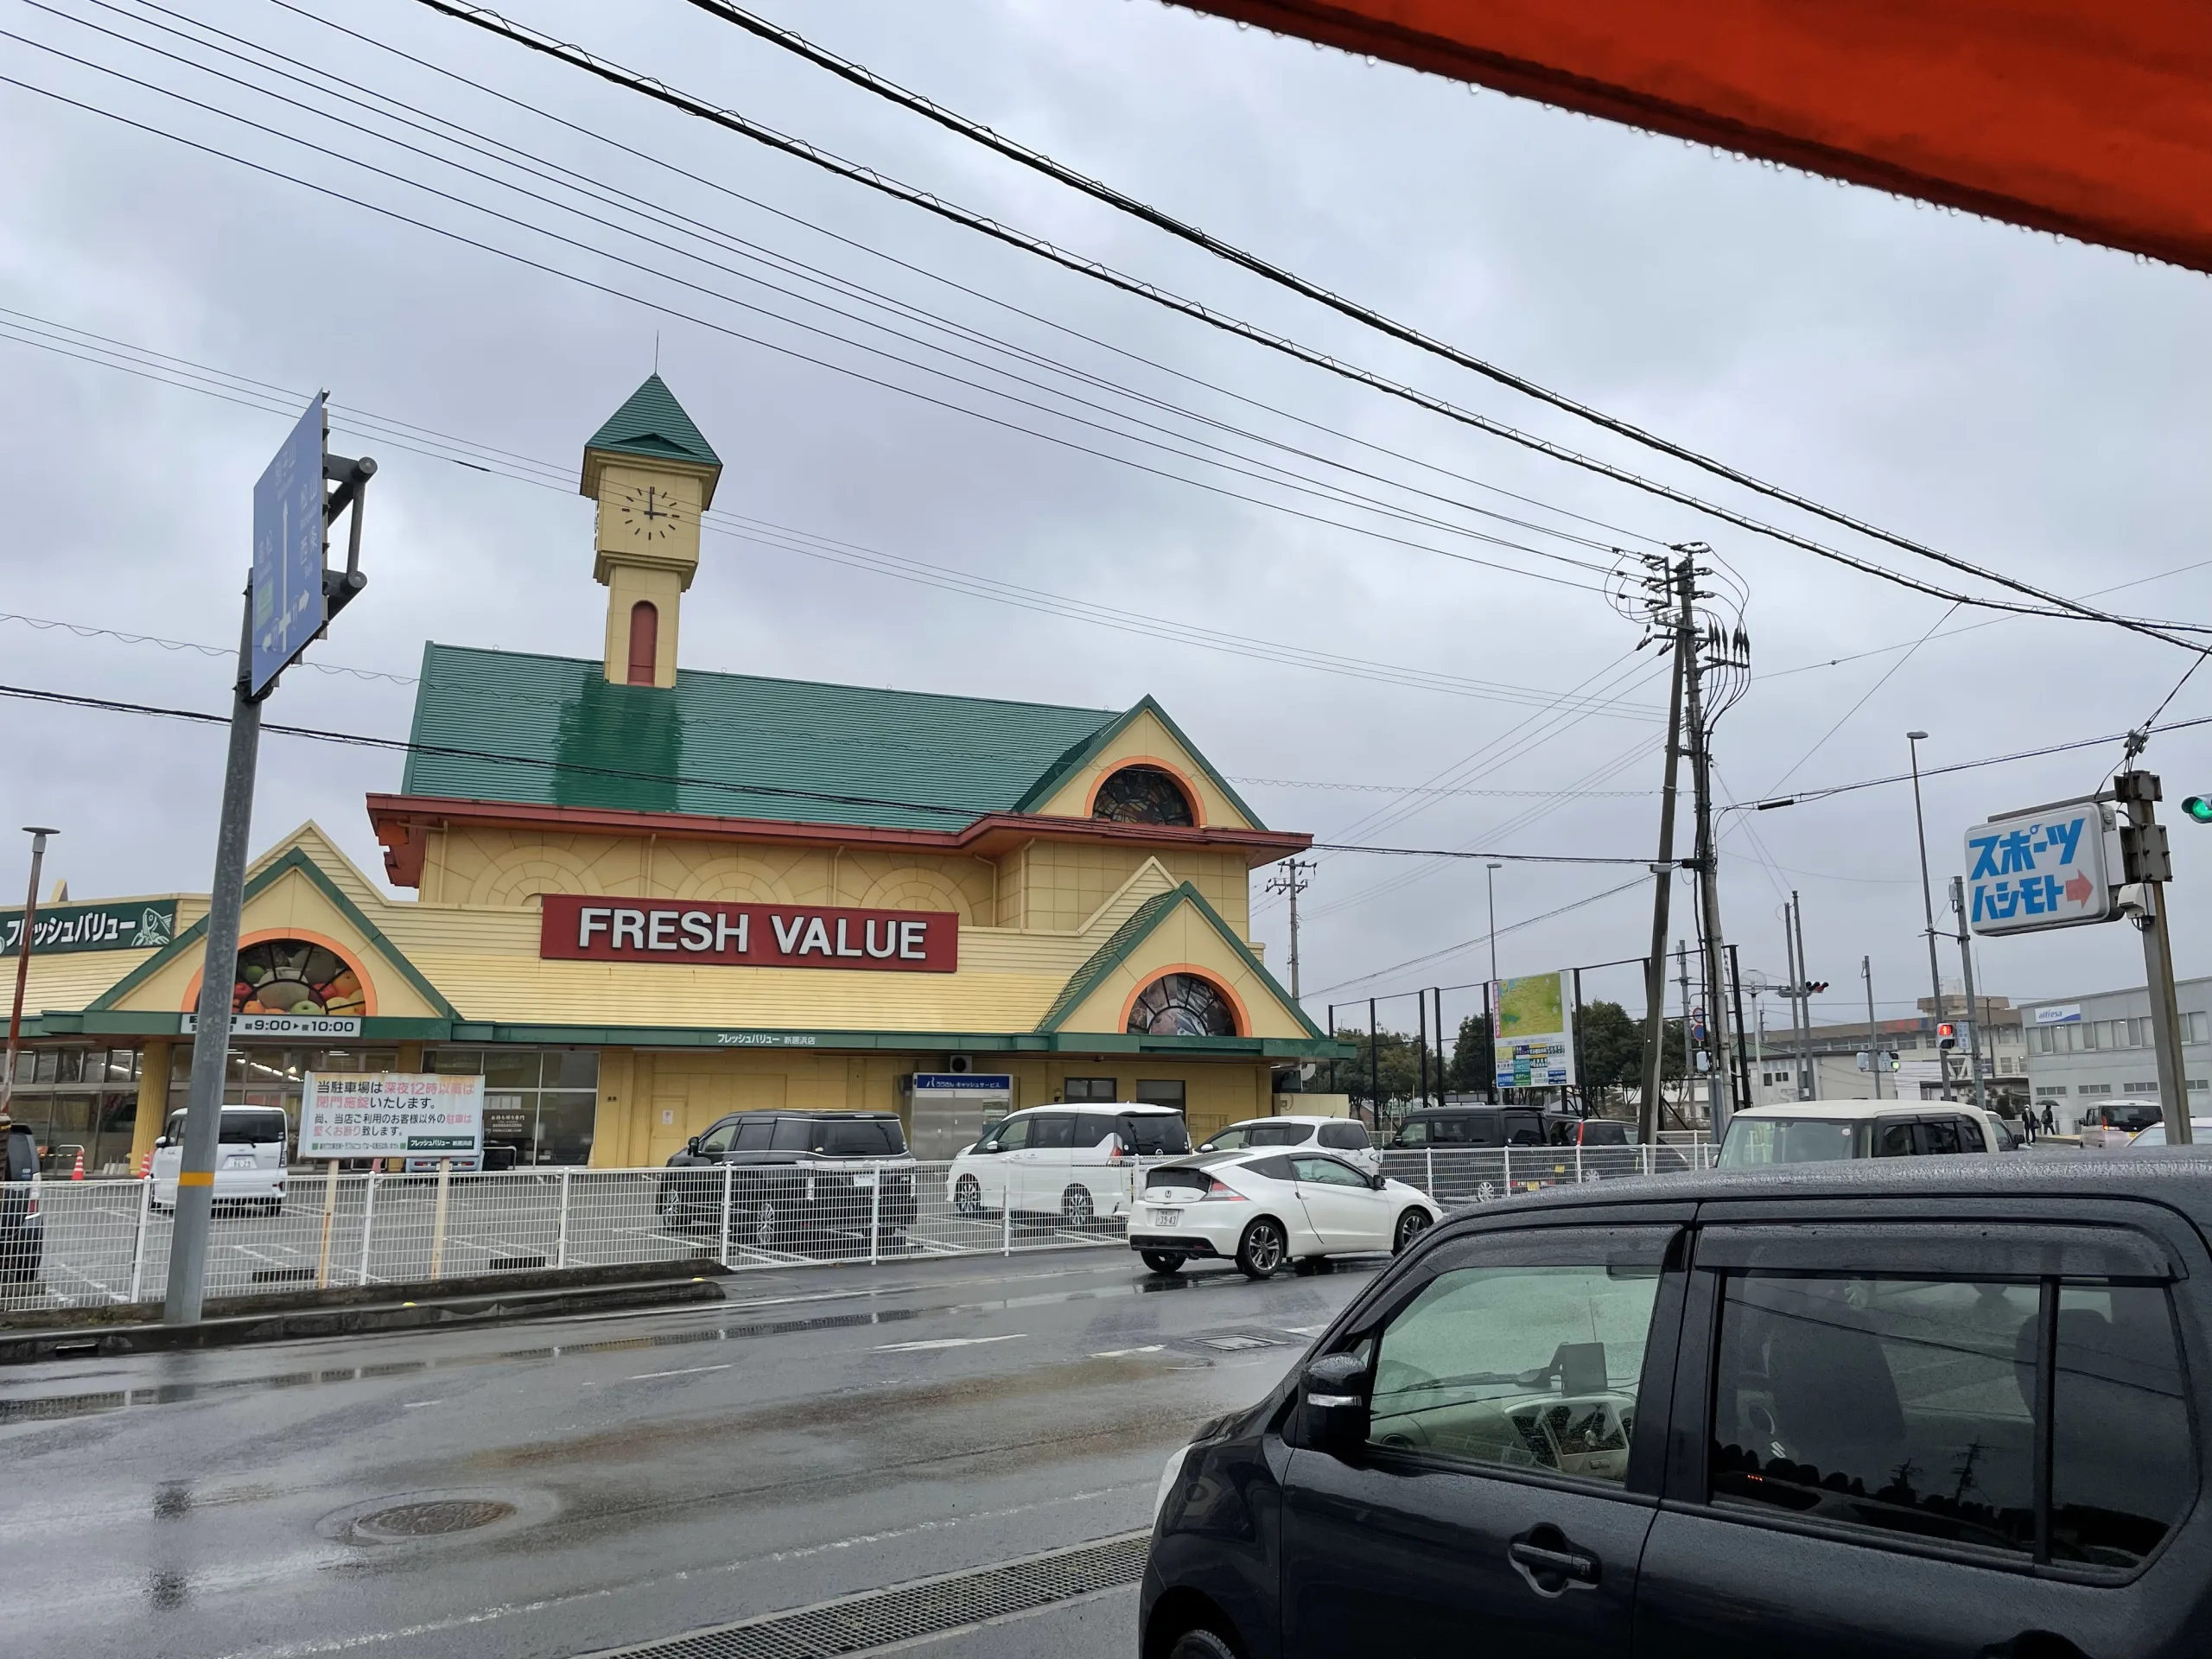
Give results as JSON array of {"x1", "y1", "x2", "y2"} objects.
[{"x1": 1266, "y1": 858, "x2": 1312, "y2": 1002}]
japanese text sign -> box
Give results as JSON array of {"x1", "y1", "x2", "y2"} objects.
[
  {"x1": 1964, "y1": 801, "x2": 2112, "y2": 936},
  {"x1": 1492, "y1": 971, "x2": 1576, "y2": 1089},
  {"x1": 251, "y1": 394, "x2": 327, "y2": 696},
  {"x1": 539, "y1": 895, "x2": 958, "y2": 973},
  {"x1": 301, "y1": 1073, "x2": 483, "y2": 1159}
]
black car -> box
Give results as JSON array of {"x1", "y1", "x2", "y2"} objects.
[
  {"x1": 658, "y1": 1110, "x2": 918, "y2": 1253},
  {"x1": 1, "y1": 1121, "x2": 41, "y2": 1287},
  {"x1": 1390, "y1": 1104, "x2": 1547, "y2": 1148},
  {"x1": 1142, "y1": 1154, "x2": 2212, "y2": 1659}
]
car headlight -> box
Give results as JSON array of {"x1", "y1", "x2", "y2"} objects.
[{"x1": 1154, "y1": 1444, "x2": 1192, "y2": 1524}]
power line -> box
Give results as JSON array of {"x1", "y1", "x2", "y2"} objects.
[
  {"x1": 1306, "y1": 875, "x2": 1653, "y2": 997},
  {"x1": 0, "y1": 306, "x2": 1656, "y2": 719},
  {"x1": 582, "y1": 0, "x2": 2211, "y2": 651},
  {"x1": 9, "y1": 6, "x2": 1623, "y2": 595}
]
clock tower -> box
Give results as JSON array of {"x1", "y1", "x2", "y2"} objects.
[{"x1": 578, "y1": 373, "x2": 723, "y2": 689}]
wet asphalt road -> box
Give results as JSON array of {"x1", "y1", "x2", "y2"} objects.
[{"x1": 0, "y1": 1246, "x2": 1384, "y2": 1658}]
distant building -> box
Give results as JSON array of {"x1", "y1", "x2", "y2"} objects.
[
  {"x1": 1745, "y1": 994, "x2": 2026, "y2": 1110},
  {"x1": 2020, "y1": 980, "x2": 2212, "y2": 1131}
]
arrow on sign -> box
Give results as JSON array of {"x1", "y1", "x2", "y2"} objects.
[{"x1": 2064, "y1": 871, "x2": 2094, "y2": 906}]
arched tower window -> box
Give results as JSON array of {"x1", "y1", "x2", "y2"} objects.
[
  {"x1": 1127, "y1": 972, "x2": 1239, "y2": 1037},
  {"x1": 1092, "y1": 765, "x2": 1195, "y2": 827},
  {"x1": 626, "y1": 601, "x2": 659, "y2": 685}
]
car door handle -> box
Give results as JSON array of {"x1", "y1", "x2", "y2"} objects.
[{"x1": 1508, "y1": 1525, "x2": 1600, "y2": 1595}]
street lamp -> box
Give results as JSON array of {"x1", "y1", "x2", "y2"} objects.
[
  {"x1": 1485, "y1": 862, "x2": 1503, "y2": 988},
  {"x1": 1906, "y1": 731, "x2": 1950, "y2": 1099}
]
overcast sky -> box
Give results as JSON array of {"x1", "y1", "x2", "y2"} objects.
[{"x1": 3, "y1": 0, "x2": 2208, "y2": 1040}]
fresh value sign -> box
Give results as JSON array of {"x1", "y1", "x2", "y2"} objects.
[
  {"x1": 300, "y1": 1072, "x2": 484, "y2": 1159},
  {"x1": 0, "y1": 899, "x2": 176, "y2": 956},
  {"x1": 1965, "y1": 801, "x2": 2112, "y2": 935},
  {"x1": 539, "y1": 895, "x2": 958, "y2": 973}
]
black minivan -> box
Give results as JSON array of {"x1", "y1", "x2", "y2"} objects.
[
  {"x1": 1142, "y1": 1154, "x2": 2212, "y2": 1659},
  {"x1": 658, "y1": 1109, "x2": 918, "y2": 1252}
]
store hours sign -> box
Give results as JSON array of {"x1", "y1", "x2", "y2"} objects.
[{"x1": 539, "y1": 895, "x2": 958, "y2": 973}]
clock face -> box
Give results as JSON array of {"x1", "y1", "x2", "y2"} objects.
[{"x1": 616, "y1": 484, "x2": 683, "y2": 541}]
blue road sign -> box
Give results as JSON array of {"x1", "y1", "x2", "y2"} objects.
[{"x1": 251, "y1": 395, "x2": 327, "y2": 696}]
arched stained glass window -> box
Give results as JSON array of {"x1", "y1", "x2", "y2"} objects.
[
  {"x1": 1128, "y1": 973, "x2": 1238, "y2": 1037},
  {"x1": 231, "y1": 939, "x2": 367, "y2": 1017},
  {"x1": 1092, "y1": 765, "x2": 1195, "y2": 827}
]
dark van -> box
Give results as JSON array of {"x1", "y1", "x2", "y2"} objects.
[
  {"x1": 658, "y1": 1110, "x2": 918, "y2": 1252},
  {"x1": 1391, "y1": 1104, "x2": 1546, "y2": 1149}
]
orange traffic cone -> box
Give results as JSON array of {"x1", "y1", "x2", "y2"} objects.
[
  {"x1": 69, "y1": 1147, "x2": 85, "y2": 1181},
  {"x1": 136, "y1": 1149, "x2": 153, "y2": 1179}
]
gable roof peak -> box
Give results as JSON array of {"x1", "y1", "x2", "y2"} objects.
[{"x1": 580, "y1": 372, "x2": 722, "y2": 502}]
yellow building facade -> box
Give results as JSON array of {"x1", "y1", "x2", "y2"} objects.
[{"x1": 3, "y1": 376, "x2": 1343, "y2": 1173}]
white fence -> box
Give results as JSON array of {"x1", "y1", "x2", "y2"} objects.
[{"x1": 0, "y1": 1143, "x2": 1715, "y2": 1315}]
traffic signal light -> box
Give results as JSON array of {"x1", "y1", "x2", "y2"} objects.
[
  {"x1": 1937, "y1": 1022, "x2": 1958, "y2": 1050},
  {"x1": 2184, "y1": 795, "x2": 2212, "y2": 824},
  {"x1": 1807, "y1": 980, "x2": 1828, "y2": 995}
]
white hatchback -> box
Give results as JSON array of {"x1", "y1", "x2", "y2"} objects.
[
  {"x1": 150, "y1": 1104, "x2": 290, "y2": 1214},
  {"x1": 946, "y1": 1103, "x2": 1192, "y2": 1226},
  {"x1": 1198, "y1": 1115, "x2": 1379, "y2": 1174},
  {"x1": 1126, "y1": 1147, "x2": 1440, "y2": 1279}
]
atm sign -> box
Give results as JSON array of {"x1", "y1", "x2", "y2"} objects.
[{"x1": 539, "y1": 895, "x2": 957, "y2": 973}]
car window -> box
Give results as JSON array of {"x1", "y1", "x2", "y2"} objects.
[
  {"x1": 696, "y1": 1122, "x2": 736, "y2": 1156},
  {"x1": 990, "y1": 1116, "x2": 1033, "y2": 1152},
  {"x1": 1072, "y1": 1112, "x2": 1119, "y2": 1147},
  {"x1": 1721, "y1": 1117, "x2": 1858, "y2": 1166},
  {"x1": 1871, "y1": 1118, "x2": 1918, "y2": 1158},
  {"x1": 1116, "y1": 1113, "x2": 1190, "y2": 1155},
  {"x1": 1029, "y1": 1113, "x2": 1077, "y2": 1150},
  {"x1": 1546, "y1": 1119, "x2": 1577, "y2": 1146},
  {"x1": 1365, "y1": 1228, "x2": 1674, "y2": 1484},
  {"x1": 734, "y1": 1116, "x2": 774, "y2": 1150},
  {"x1": 2051, "y1": 1284, "x2": 2195, "y2": 1567},
  {"x1": 1205, "y1": 1126, "x2": 1249, "y2": 1150},
  {"x1": 1579, "y1": 1120, "x2": 1629, "y2": 1147},
  {"x1": 771, "y1": 1116, "x2": 814, "y2": 1151},
  {"x1": 1247, "y1": 1122, "x2": 1310, "y2": 1147},
  {"x1": 1503, "y1": 1115, "x2": 1544, "y2": 1147},
  {"x1": 1921, "y1": 1117, "x2": 1962, "y2": 1154},
  {"x1": 1710, "y1": 1274, "x2": 2040, "y2": 1554},
  {"x1": 219, "y1": 1110, "x2": 289, "y2": 1146},
  {"x1": 1291, "y1": 1154, "x2": 1369, "y2": 1187},
  {"x1": 818, "y1": 1120, "x2": 900, "y2": 1156},
  {"x1": 1433, "y1": 1116, "x2": 1503, "y2": 1147},
  {"x1": 1319, "y1": 1122, "x2": 1370, "y2": 1151},
  {"x1": 1247, "y1": 1154, "x2": 1299, "y2": 1182},
  {"x1": 1955, "y1": 1116, "x2": 1986, "y2": 1152},
  {"x1": 1395, "y1": 1120, "x2": 1428, "y2": 1147}
]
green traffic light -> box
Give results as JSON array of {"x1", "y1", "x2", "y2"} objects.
[{"x1": 2186, "y1": 795, "x2": 2212, "y2": 824}]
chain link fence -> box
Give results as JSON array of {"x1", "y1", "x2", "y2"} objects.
[{"x1": 0, "y1": 1141, "x2": 1717, "y2": 1315}]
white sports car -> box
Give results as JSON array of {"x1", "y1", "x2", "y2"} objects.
[{"x1": 1126, "y1": 1147, "x2": 1440, "y2": 1279}]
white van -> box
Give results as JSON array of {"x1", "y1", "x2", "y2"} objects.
[
  {"x1": 946, "y1": 1103, "x2": 1192, "y2": 1225},
  {"x1": 150, "y1": 1105, "x2": 290, "y2": 1214},
  {"x1": 1198, "y1": 1115, "x2": 1380, "y2": 1174},
  {"x1": 1718, "y1": 1100, "x2": 2012, "y2": 1167}
]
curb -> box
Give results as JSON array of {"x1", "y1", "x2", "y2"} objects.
[{"x1": 0, "y1": 1271, "x2": 728, "y2": 1364}]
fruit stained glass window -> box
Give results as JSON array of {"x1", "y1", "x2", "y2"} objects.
[
  {"x1": 1091, "y1": 766, "x2": 1195, "y2": 827},
  {"x1": 1128, "y1": 973, "x2": 1237, "y2": 1037},
  {"x1": 232, "y1": 939, "x2": 368, "y2": 1017}
]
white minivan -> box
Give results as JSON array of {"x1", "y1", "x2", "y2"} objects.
[
  {"x1": 1198, "y1": 1115, "x2": 1380, "y2": 1174},
  {"x1": 150, "y1": 1104, "x2": 290, "y2": 1214},
  {"x1": 946, "y1": 1103, "x2": 1191, "y2": 1225}
]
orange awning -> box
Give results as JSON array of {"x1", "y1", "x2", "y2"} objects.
[{"x1": 1175, "y1": 1, "x2": 2212, "y2": 271}]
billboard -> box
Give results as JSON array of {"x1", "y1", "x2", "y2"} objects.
[
  {"x1": 1964, "y1": 800, "x2": 2112, "y2": 936},
  {"x1": 300, "y1": 1073, "x2": 484, "y2": 1160},
  {"x1": 1493, "y1": 971, "x2": 1575, "y2": 1090}
]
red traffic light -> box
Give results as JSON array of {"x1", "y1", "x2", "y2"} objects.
[{"x1": 1937, "y1": 1021, "x2": 1958, "y2": 1049}]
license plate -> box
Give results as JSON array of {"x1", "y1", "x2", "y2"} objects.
[
  {"x1": 223, "y1": 1155, "x2": 256, "y2": 1169},
  {"x1": 1152, "y1": 1209, "x2": 1182, "y2": 1226},
  {"x1": 804, "y1": 1178, "x2": 817, "y2": 1200},
  {"x1": 851, "y1": 1172, "x2": 878, "y2": 1188}
]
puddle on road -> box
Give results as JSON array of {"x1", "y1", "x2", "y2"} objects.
[{"x1": 0, "y1": 1265, "x2": 1365, "y2": 1426}]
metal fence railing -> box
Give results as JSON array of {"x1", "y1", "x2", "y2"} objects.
[{"x1": 0, "y1": 1142, "x2": 1718, "y2": 1315}]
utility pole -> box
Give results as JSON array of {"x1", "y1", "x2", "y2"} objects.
[
  {"x1": 1948, "y1": 875, "x2": 1990, "y2": 1116},
  {"x1": 1265, "y1": 858, "x2": 1311, "y2": 1002},
  {"x1": 1861, "y1": 954, "x2": 1882, "y2": 1101},
  {"x1": 1786, "y1": 892, "x2": 1815, "y2": 1101},
  {"x1": 2115, "y1": 769, "x2": 2191, "y2": 1145},
  {"x1": 1636, "y1": 555, "x2": 1689, "y2": 1144},
  {"x1": 1907, "y1": 732, "x2": 1952, "y2": 1099},
  {"x1": 1677, "y1": 939, "x2": 1695, "y2": 1123},
  {"x1": 1680, "y1": 555, "x2": 1738, "y2": 1138},
  {"x1": 0, "y1": 828, "x2": 59, "y2": 1126}
]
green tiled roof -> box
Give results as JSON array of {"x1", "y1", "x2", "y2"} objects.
[
  {"x1": 584, "y1": 374, "x2": 721, "y2": 468},
  {"x1": 400, "y1": 645, "x2": 1123, "y2": 830}
]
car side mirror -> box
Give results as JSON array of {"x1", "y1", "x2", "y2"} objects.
[
  {"x1": 1198, "y1": 1141, "x2": 1217, "y2": 1152},
  {"x1": 154, "y1": 1136, "x2": 171, "y2": 1149},
  {"x1": 1370, "y1": 1172, "x2": 1388, "y2": 1191},
  {"x1": 685, "y1": 1135, "x2": 702, "y2": 1155},
  {"x1": 1300, "y1": 1352, "x2": 1371, "y2": 1454},
  {"x1": 979, "y1": 1141, "x2": 1000, "y2": 1154}
]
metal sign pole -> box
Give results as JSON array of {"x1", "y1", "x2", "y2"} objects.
[
  {"x1": 2117, "y1": 771, "x2": 2191, "y2": 1145},
  {"x1": 1948, "y1": 875, "x2": 1991, "y2": 1116}
]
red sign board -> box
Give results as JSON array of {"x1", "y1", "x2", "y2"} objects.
[{"x1": 539, "y1": 895, "x2": 958, "y2": 974}]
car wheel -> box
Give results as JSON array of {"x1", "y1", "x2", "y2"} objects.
[
  {"x1": 1167, "y1": 1627, "x2": 1239, "y2": 1659},
  {"x1": 1393, "y1": 1208, "x2": 1433, "y2": 1255},
  {"x1": 1141, "y1": 1250, "x2": 1185, "y2": 1275},
  {"x1": 753, "y1": 1200, "x2": 782, "y2": 1248},
  {"x1": 1060, "y1": 1185, "x2": 1094, "y2": 1228},
  {"x1": 953, "y1": 1174, "x2": 983, "y2": 1217},
  {"x1": 1236, "y1": 1217, "x2": 1288, "y2": 1280}
]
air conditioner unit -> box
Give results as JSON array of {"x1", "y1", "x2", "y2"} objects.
[{"x1": 946, "y1": 1053, "x2": 976, "y2": 1075}]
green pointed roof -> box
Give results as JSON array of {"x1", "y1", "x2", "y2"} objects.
[{"x1": 581, "y1": 374, "x2": 722, "y2": 504}]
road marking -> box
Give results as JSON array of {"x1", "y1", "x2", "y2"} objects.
[
  {"x1": 1088, "y1": 1344, "x2": 1165, "y2": 1357},
  {"x1": 872, "y1": 1334, "x2": 1025, "y2": 1352},
  {"x1": 623, "y1": 1363, "x2": 733, "y2": 1381},
  {"x1": 400, "y1": 1401, "x2": 442, "y2": 1409}
]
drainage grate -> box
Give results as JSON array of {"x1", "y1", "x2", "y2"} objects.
[
  {"x1": 352, "y1": 1498, "x2": 516, "y2": 1540},
  {"x1": 1196, "y1": 1333, "x2": 1280, "y2": 1351},
  {"x1": 581, "y1": 1531, "x2": 1149, "y2": 1658}
]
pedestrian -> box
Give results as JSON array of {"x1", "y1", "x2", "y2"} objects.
[{"x1": 2041, "y1": 1102, "x2": 2057, "y2": 1135}]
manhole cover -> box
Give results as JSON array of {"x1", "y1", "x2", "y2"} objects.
[
  {"x1": 1197, "y1": 1333, "x2": 1280, "y2": 1351},
  {"x1": 352, "y1": 1499, "x2": 516, "y2": 1540}
]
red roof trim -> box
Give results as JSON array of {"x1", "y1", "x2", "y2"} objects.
[{"x1": 365, "y1": 793, "x2": 1310, "y2": 888}]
